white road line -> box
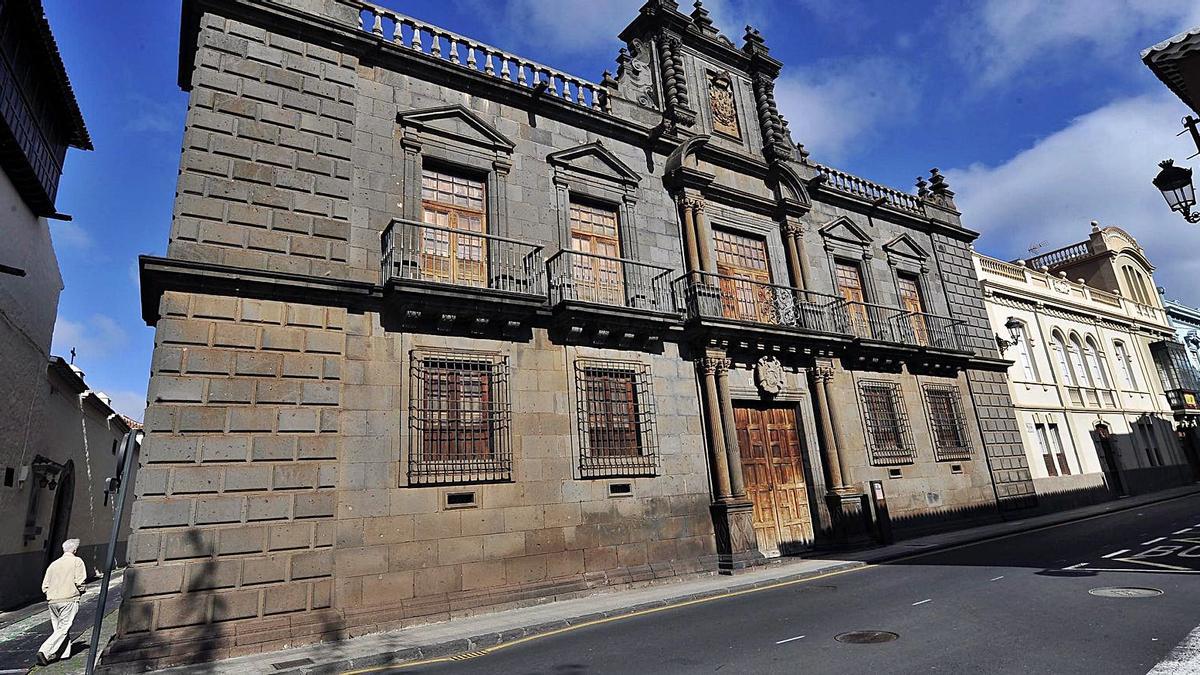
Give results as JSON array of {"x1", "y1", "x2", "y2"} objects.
[
  {"x1": 775, "y1": 635, "x2": 806, "y2": 644},
  {"x1": 1063, "y1": 563, "x2": 1089, "y2": 570},
  {"x1": 1102, "y1": 549, "x2": 1130, "y2": 559},
  {"x1": 1143, "y1": 537, "x2": 1167, "y2": 545},
  {"x1": 912, "y1": 599, "x2": 932, "y2": 606},
  {"x1": 1148, "y1": 623, "x2": 1200, "y2": 674},
  {"x1": 1175, "y1": 528, "x2": 1193, "y2": 535},
  {"x1": 1084, "y1": 568, "x2": 1200, "y2": 575},
  {"x1": 989, "y1": 576, "x2": 1004, "y2": 582}
]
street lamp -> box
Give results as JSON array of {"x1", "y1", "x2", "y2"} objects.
[
  {"x1": 1153, "y1": 159, "x2": 1200, "y2": 223},
  {"x1": 996, "y1": 316, "x2": 1023, "y2": 355}
]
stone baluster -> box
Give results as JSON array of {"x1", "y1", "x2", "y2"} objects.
[
  {"x1": 430, "y1": 31, "x2": 442, "y2": 57},
  {"x1": 500, "y1": 56, "x2": 511, "y2": 80},
  {"x1": 391, "y1": 16, "x2": 403, "y2": 44},
  {"x1": 449, "y1": 38, "x2": 460, "y2": 64},
  {"x1": 484, "y1": 50, "x2": 495, "y2": 75},
  {"x1": 410, "y1": 23, "x2": 422, "y2": 51},
  {"x1": 371, "y1": 10, "x2": 383, "y2": 36},
  {"x1": 575, "y1": 80, "x2": 586, "y2": 105},
  {"x1": 561, "y1": 76, "x2": 573, "y2": 101},
  {"x1": 467, "y1": 45, "x2": 477, "y2": 69}
]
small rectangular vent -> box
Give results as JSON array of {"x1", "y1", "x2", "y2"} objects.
[
  {"x1": 888, "y1": 468, "x2": 902, "y2": 479},
  {"x1": 608, "y1": 482, "x2": 633, "y2": 497},
  {"x1": 445, "y1": 491, "x2": 478, "y2": 509},
  {"x1": 3, "y1": 467, "x2": 12, "y2": 487},
  {"x1": 951, "y1": 463, "x2": 964, "y2": 474}
]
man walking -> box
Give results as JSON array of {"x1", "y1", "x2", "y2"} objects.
[{"x1": 36, "y1": 539, "x2": 87, "y2": 666}]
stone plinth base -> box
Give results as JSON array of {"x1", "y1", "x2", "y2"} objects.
[
  {"x1": 826, "y1": 491, "x2": 873, "y2": 549},
  {"x1": 710, "y1": 500, "x2": 765, "y2": 573}
]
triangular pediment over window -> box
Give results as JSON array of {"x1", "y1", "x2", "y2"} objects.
[
  {"x1": 548, "y1": 141, "x2": 641, "y2": 188},
  {"x1": 818, "y1": 216, "x2": 872, "y2": 248},
  {"x1": 397, "y1": 105, "x2": 515, "y2": 153},
  {"x1": 882, "y1": 233, "x2": 929, "y2": 262}
]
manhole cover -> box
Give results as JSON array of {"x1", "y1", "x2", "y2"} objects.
[
  {"x1": 835, "y1": 630, "x2": 900, "y2": 644},
  {"x1": 1089, "y1": 587, "x2": 1163, "y2": 598}
]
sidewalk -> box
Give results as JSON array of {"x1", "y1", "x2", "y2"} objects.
[
  {"x1": 0, "y1": 572, "x2": 123, "y2": 675},
  {"x1": 145, "y1": 484, "x2": 1200, "y2": 675}
]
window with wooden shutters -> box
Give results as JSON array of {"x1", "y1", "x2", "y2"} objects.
[
  {"x1": 714, "y1": 229, "x2": 772, "y2": 322},
  {"x1": 576, "y1": 360, "x2": 658, "y2": 478},
  {"x1": 1034, "y1": 423, "x2": 1071, "y2": 476},
  {"x1": 409, "y1": 351, "x2": 511, "y2": 485},
  {"x1": 420, "y1": 168, "x2": 487, "y2": 287},
  {"x1": 569, "y1": 201, "x2": 624, "y2": 305},
  {"x1": 859, "y1": 381, "x2": 915, "y2": 466},
  {"x1": 922, "y1": 384, "x2": 972, "y2": 462},
  {"x1": 836, "y1": 260, "x2": 872, "y2": 338}
]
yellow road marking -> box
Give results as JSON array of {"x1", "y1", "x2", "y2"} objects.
[
  {"x1": 342, "y1": 490, "x2": 1200, "y2": 674},
  {"x1": 341, "y1": 563, "x2": 872, "y2": 673}
]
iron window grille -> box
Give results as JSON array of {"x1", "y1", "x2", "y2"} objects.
[
  {"x1": 922, "y1": 384, "x2": 972, "y2": 462},
  {"x1": 409, "y1": 350, "x2": 511, "y2": 485},
  {"x1": 575, "y1": 360, "x2": 659, "y2": 478},
  {"x1": 859, "y1": 380, "x2": 915, "y2": 466}
]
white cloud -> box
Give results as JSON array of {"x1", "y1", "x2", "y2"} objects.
[
  {"x1": 50, "y1": 220, "x2": 92, "y2": 249},
  {"x1": 52, "y1": 313, "x2": 130, "y2": 365},
  {"x1": 103, "y1": 389, "x2": 147, "y2": 422},
  {"x1": 775, "y1": 57, "x2": 922, "y2": 162},
  {"x1": 959, "y1": 0, "x2": 1200, "y2": 87},
  {"x1": 456, "y1": 0, "x2": 768, "y2": 66},
  {"x1": 948, "y1": 92, "x2": 1200, "y2": 305}
]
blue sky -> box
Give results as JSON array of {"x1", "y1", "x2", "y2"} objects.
[{"x1": 42, "y1": 0, "x2": 1200, "y2": 419}]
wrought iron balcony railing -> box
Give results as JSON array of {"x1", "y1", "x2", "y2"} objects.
[
  {"x1": 673, "y1": 272, "x2": 843, "y2": 334},
  {"x1": 380, "y1": 218, "x2": 545, "y2": 297},
  {"x1": 546, "y1": 250, "x2": 674, "y2": 314},
  {"x1": 834, "y1": 301, "x2": 968, "y2": 351}
]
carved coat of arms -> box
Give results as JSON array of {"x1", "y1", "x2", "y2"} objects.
[
  {"x1": 708, "y1": 73, "x2": 740, "y2": 138},
  {"x1": 754, "y1": 356, "x2": 785, "y2": 396}
]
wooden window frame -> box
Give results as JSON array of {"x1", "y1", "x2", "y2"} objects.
[
  {"x1": 922, "y1": 384, "x2": 972, "y2": 462},
  {"x1": 575, "y1": 360, "x2": 659, "y2": 478},
  {"x1": 408, "y1": 350, "x2": 511, "y2": 485}
]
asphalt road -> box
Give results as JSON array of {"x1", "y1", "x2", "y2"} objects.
[{"x1": 401, "y1": 493, "x2": 1200, "y2": 675}]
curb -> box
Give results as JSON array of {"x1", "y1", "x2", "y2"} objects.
[
  {"x1": 179, "y1": 486, "x2": 1200, "y2": 674},
  {"x1": 292, "y1": 561, "x2": 869, "y2": 674}
]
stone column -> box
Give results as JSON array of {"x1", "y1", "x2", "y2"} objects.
[
  {"x1": 809, "y1": 363, "x2": 845, "y2": 489},
  {"x1": 781, "y1": 220, "x2": 810, "y2": 290},
  {"x1": 821, "y1": 366, "x2": 852, "y2": 491},
  {"x1": 699, "y1": 356, "x2": 733, "y2": 501},
  {"x1": 714, "y1": 358, "x2": 747, "y2": 499},
  {"x1": 690, "y1": 193, "x2": 716, "y2": 273},
  {"x1": 678, "y1": 195, "x2": 702, "y2": 277}
]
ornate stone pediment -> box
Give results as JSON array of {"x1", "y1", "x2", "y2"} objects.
[
  {"x1": 547, "y1": 141, "x2": 641, "y2": 188},
  {"x1": 818, "y1": 216, "x2": 872, "y2": 249},
  {"x1": 396, "y1": 105, "x2": 515, "y2": 154},
  {"x1": 882, "y1": 233, "x2": 929, "y2": 270}
]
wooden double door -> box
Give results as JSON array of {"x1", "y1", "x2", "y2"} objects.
[{"x1": 734, "y1": 404, "x2": 814, "y2": 557}]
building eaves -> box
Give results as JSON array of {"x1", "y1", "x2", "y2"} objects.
[
  {"x1": 16, "y1": 0, "x2": 92, "y2": 150},
  {"x1": 1142, "y1": 26, "x2": 1200, "y2": 116}
]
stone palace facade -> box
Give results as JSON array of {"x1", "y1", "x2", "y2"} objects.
[{"x1": 111, "y1": 0, "x2": 1034, "y2": 666}]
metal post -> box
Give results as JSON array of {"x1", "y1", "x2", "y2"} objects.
[{"x1": 86, "y1": 429, "x2": 141, "y2": 675}]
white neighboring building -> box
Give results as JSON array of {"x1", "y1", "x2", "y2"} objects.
[{"x1": 975, "y1": 224, "x2": 1195, "y2": 508}]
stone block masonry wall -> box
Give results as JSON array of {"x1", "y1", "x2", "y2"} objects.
[
  {"x1": 118, "y1": 290, "x2": 342, "y2": 650},
  {"x1": 932, "y1": 234, "x2": 1037, "y2": 510},
  {"x1": 171, "y1": 13, "x2": 361, "y2": 281}
]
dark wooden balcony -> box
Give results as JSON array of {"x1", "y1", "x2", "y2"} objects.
[
  {"x1": 380, "y1": 218, "x2": 546, "y2": 328},
  {"x1": 545, "y1": 250, "x2": 680, "y2": 345}
]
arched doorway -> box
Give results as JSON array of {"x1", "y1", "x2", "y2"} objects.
[
  {"x1": 1093, "y1": 425, "x2": 1126, "y2": 497},
  {"x1": 43, "y1": 460, "x2": 75, "y2": 571}
]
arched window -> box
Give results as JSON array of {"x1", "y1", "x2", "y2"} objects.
[
  {"x1": 1113, "y1": 340, "x2": 1138, "y2": 390},
  {"x1": 1051, "y1": 331, "x2": 1075, "y2": 386},
  {"x1": 1083, "y1": 337, "x2": 1109, "y2": 389},
  {"x1": 1134, "y1": 271, "x2": 1152, "y2": 305},
  {"x1": 1011, "y1": 321, "x2": 1039, "y2": 381},
  {"x1": 1123, "y1": 265, "x2": 1150, "y2": 304},
  {"x1": 1068, "y1": 334, "x2": 1091, "y2": 386}
]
